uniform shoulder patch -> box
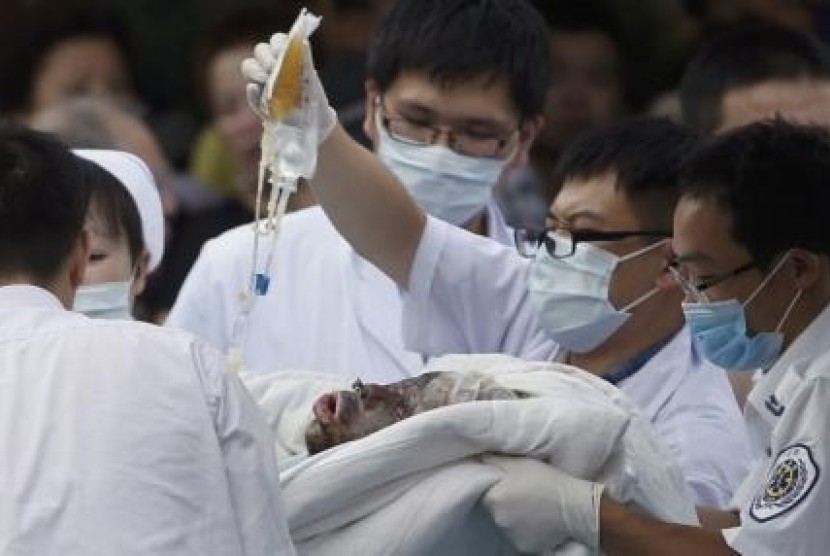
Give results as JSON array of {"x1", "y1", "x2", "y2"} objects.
[{"x1": 750, "y1": 443, "x2": 820, "y2": 523}]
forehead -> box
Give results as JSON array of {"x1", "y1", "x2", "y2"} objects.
[
  {"x1": 672, "y1": 195, "x2": 751, "y2": 267},
  {"x1": 718, "y1": 79, "x2": 830, "y2": 132},
  {"x1": 41, "y1": 37, "x2": 125, "y2": 76},
  {"x1": 551, "y1": 173, "x2": 640, "y2": 228},
  {"x1": 382, "y1": 70, "x2": 520, "y2": 125},
  {"x1": 208, "y1": 45, "x2": 250, "y2": 91},
  {"x1": 86, "y1": 199, "x2": 126, "y2": 239},
  {"x1": 86, "y1": 217, "x2": 129, "y2": 250}
]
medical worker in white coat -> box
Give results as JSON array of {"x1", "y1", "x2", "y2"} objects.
[
  {"x1": 0, "y1": 126, "x2": 294, "y2": 555},
  {"x1": 166, "y1": 0, "x2": 550, "y2": 380},
  {"x1": 72, "y1": 149, "x2": 165, "y2": 320},
  {"x1": 480, "y1": 119, "x2": 830, "y2": 556},
  {"x1": 241, "y1": 25, "x2": 751, "y2": 507}
]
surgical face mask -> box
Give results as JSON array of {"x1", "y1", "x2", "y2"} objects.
[
  {"x1": 73, "y1": 280, "x2": 134, "y2": 320},
  {"x1": 375, "y1": 118, "x2": 508, "y2": 226},
  {"x1": 528, "y1": 234, "x2": 663, "y2": 353},
  {"x1": 682, "y1": 253, "x2": 801, "y2": 371}
]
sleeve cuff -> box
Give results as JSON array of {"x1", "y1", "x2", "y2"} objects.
[{"x1": 401, "y1": 215, "x2": 449, "y2": 353}]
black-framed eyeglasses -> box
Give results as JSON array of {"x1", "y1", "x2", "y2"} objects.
[
  {"x1": 668, "y1": 260, "x2": 755, "y2": 302},
  {"x1": 377, "y1": 99, "x2": 518, "y2": 159},
  {"x1": 515, "y1": 227, "x2": 672, "y2": 259}
]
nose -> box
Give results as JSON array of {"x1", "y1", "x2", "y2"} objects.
[
  {"x1": 667, "y1": 266, "x2": 709, "y2": 304},
  {"x1": 431, "y1": 128, "x2": 454, "y2": 149}
]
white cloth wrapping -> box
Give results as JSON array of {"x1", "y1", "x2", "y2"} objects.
[{"x1": 244, "y1": 355, "x2": 698, "y2": 555}]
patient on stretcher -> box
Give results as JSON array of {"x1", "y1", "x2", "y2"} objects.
[{"x1": 305, "y1": 371, "x2": 529, "y2": 454}]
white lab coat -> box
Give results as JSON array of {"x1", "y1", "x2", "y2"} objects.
[
  {"x1": 722, "y1": 303, "x2": 830, "y2": 554},
  {"x1": 166, "y1": 200, "x2": 513, "y2": 379},
  {"x1": 0, "y1": 285, "x2": 295, "y2": 556},
  {"x1": 403, "y1": 216, "x2": 753, "y2": 507}
]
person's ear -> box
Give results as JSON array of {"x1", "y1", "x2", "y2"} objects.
[
  {"x1": 68, "y1": 228, "x2": 90, "y2": 291},
  {"x1": 131, "y1": 249, "x2": 151, "y2": 297},
  {"x1": 363, "y1": 80, "x2": 381, "y2": 142},
  {"x1": 507, "y1": 114, "x2": 545, "y2": 169},
  {"x1": 789, "y1": 249, "x2": 823, "y2": 291}
]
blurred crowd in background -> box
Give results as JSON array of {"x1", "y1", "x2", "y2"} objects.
[{"x1": 2, "y1": 0, "x2": 828, "y2": 322}]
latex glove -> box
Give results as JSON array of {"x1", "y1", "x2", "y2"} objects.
[
  {"x1": 240, "y1": 32, "x2": 337, "y2": 144},
  {"x1": 482, "y1": 455, "x2": 604, "y2": 554}
]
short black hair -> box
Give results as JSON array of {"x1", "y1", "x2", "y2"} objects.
[
  {"x1": 0, "y1": 124, "x2": 90, "y2": 284},
  {"x1": 680, "y1": 24, "x2": 830, "y2": 135},
  {"x1": 84, "y1": 160, "x2": 144, "y2": 267},
  {"x1": 552, "y1": 118, "x2": 698, "y2": 229},
  {"x1": 680, "y1": 119, "x2": 830, "y2": 269},
  {"x1": 366, "y1": 0, "x2": 551, "y2": 119},
  {"x1": 0, "y1": 0, "x2": 132, "y2": 116}
]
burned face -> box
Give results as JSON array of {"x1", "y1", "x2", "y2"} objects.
[
  {"x1": 305, "y1": 372, "x2": 444, "y2": 455},
  {"x1": 305, "y1": 371, "x2": 527, "y2": 454}
]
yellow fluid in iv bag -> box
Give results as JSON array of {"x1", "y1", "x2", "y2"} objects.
[{"x1": 267, "y1": 35, "x2": 305, "y2": 120}]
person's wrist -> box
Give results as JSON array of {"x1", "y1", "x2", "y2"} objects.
[
  {"x1": 564, "y1": 478, "x2": 604, "y2": 551},
  {"x1": 587, "y1": 482, "x2": 604, "y2": 550}
]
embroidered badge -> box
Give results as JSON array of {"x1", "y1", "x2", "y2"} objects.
[{"x1": 750, "y1": 444, "x2": 820, "y2": 523}]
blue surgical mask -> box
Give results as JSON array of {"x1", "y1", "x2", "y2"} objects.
[
  {"x1": 528, "y1": 235, "x2": 663, "y2": 353},
  {"x1": 682, "y1": 253, "x2": 801, "y2": 371},
  {"x1": 73, "y1": 280, "x2": 134, "y2": 320},
  {"x1": 375, "y1": 117, "x2": 507, "y2": 226}
]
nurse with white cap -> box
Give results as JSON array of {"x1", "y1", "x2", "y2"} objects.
[{"x1": 72, "y1": 149, "x2": 164, "y2": 319}]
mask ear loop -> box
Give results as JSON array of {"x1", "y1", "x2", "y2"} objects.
[
  {"x1": 617, "y1": 237, "x2": 670, "y2": 264},
  {"x1": 617, "y1": 238, "x2": 670, "y2": 312},
  {"x1": 620, "y1": 285, "x2": 659, "y2": 313},
  {"x1": 743, "y1": 251, "x2": 792, "y2": 308},
  {"x1": 373, "y1": 96, "x2": 386, "y2": 137},
  {"x1": 742, "y1": 250, "x2": 801, "y2": 336},
  {"x1": 775, "y1": 289, "x2": 803, "y2": 333}
]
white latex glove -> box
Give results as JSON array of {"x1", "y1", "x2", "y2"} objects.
[
  {"x1": 482, "y1": 455, "x2": 604, "y2": 554},
  {"x1": 240, "y1": 32, "x2": 337, "y2": 144}
]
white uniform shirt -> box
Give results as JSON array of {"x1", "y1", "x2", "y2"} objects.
[
  {"x1": 166, "y1": 201, "x2": 512, "y2": 380},
  {"x1": 722, "y1": 304, "x2": 830, "y2": 554},
  {"x1": 404, "y1": 216, "x2": 753, "y2": 507},
  {"x1": 0, "y1": 285, "x2": 294, "y2": 556}
]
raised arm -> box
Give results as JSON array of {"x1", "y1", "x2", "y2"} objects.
[
  {"x1": 242, "y1": 34, "x2": 424, "y2": 287},
  {"x1": 313, "y1": 124, "x2": 425, "y2": 286}
]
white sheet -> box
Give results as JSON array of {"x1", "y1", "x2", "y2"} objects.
[{"x1": 244, "y1": 355, "x2": 698, "y2": 555}]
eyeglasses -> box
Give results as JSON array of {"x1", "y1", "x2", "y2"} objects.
[
  {"x1": 377, "y1": 100, "x2": 518, "y2": 159},
  {"x1": 515, "y1": 227, "x2": 671, "y2": 259},
  {"x1": 668, "y1": 260, "x2": 755, "y2": 303}
]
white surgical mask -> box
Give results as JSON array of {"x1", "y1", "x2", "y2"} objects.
[
  {"x1": 376, "y1": 117, "x2": 508, "y2": 226},
  {"x1": 681, "y1": 252, "x2": 801, "y2": 371},
  {"x1": 528, "y1": 234, "x2": 663, "y2": 352},
  {"x1": 73, "y1": 280, "x2": 134, "y2": 320}
]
